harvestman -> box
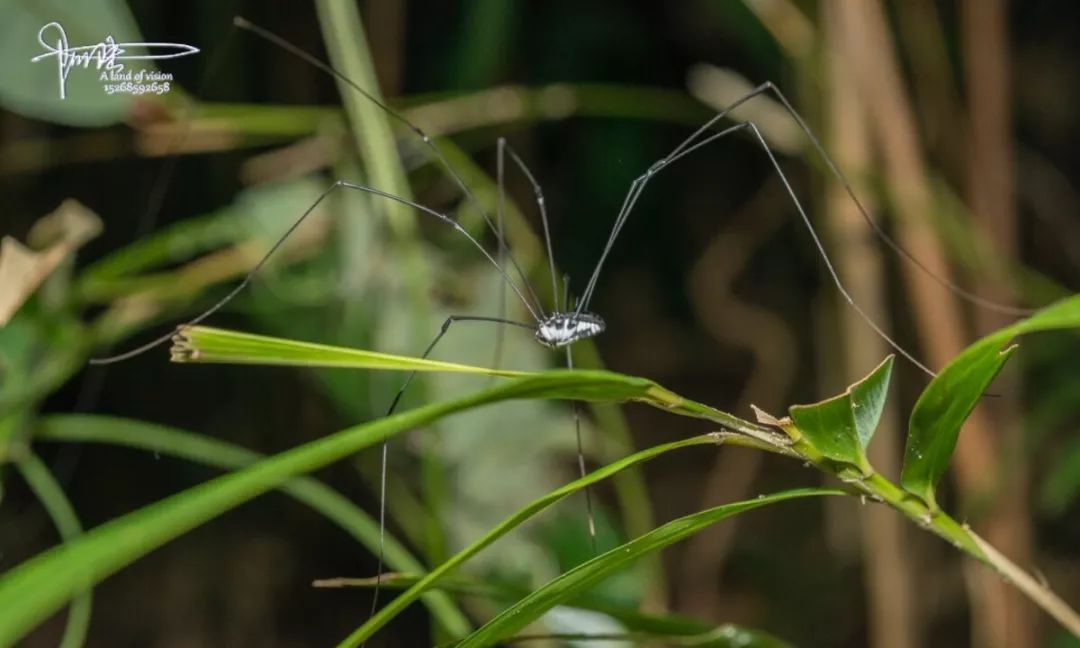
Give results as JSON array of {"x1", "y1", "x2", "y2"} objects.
[{"x1": 90, "y1": 16, "x2": 1032, "y2": 617}]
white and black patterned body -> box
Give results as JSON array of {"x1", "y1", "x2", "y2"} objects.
[{"x1": 535, "y1": 312, "x2": 606, "y2": 348}]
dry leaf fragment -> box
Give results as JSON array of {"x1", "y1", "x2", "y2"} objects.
[{"x1": 0, "y1": 199, "x2": 103, "y2": 325}]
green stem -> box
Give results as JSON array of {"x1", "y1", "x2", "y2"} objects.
[
  {"x1": 858, "y1": 472, "x2": 981, "y2": 556},
  {"x1": 16, "y1": 454, "x2": 91, "y2": 648},
  {"x1": 970, "y1": 531, "x2": 1080, "y2": 637},
  {"x1": 848, "y1": 472, "x2": 1080, "y2": 637}
]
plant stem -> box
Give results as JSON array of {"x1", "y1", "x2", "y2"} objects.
[
  {"x1": 848, "y1": 472, "x2": 1080, "y2": 638},
  {"x1": 16, "y1": 453, "x2": 91, "y2": 648},
  {"x1": 970, "y1": 531, "x2": 1080, "y2": 638}
]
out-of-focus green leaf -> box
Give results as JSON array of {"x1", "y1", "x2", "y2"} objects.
[
  {"x1": 0, "y1": 314, "x2": 88, "y2": 423},
  {"x1": 452, "y1": 0, "x2": 518, "y2": 89},
  {"x1": 788, "y1": 356, "x2": 894, "y2": 472},
  {"x1": 902, "y1": 295, "x2": 1080, "y2": 508},
  {"x1": 0, "y1": 1, "x2": 169, "y2": 126},
  {"x1": 35, "y1": 414, "x2": 470, "y2": 637},
  {"x1": 78, "y1": 178, "x2": 333, "y2": 295},
  {"x1": 1040, "y1": 437, "x2": 1080, "y2": 516},
  {"x1": 455, "y1": 488, "x2": 841, "y2": 647},
  {"x1": 0, "y1": 318, "x2": 39, "y2": 416}
]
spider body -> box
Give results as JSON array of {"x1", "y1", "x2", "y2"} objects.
[{"x1": 534, "y1": 312, "x2": 606, "y2": 348}]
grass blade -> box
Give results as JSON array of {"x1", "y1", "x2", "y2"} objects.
[
  {"x1": 337, "y1": 435, "x2": 719, "y2": 646},
  {"x1": 171, "y1": 325, "x2": 527, "y2": 376},
  {"x1": 171, "y1": 326, "x2": 790, "y2": 448},
  {"x1": 456, "y1": 488, "x2": 843, "y2": 647},
  {"x1": 34, "y1": 414, "x2": 470, "y2": 637},
  {"x1": 0, "y1": 370, "x2": 761, "y2": 646}
]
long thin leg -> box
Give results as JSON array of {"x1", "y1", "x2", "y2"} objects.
[
  {"x1": 563, "y1": 276, "x2": 597, "y2": 554},
  {"x1": 369, "y1": 314, "x2": 535, "y2": 622},
  {"x1": 501, "y1": 138, "x2": 561, "y2": 306},
  {"x1": 233, "y1": 17, "x2": 546, "y2": 320},
  {"x1": 578, "y1": 81, "x2": 1033, "y2": 317},
  {"x1": 92, "y1": 180, "x2": 541, "y2": 364},
  {"x1": 576, "y1": 122, "x2": 749, "y2": 309},
  {"x1": 491, "y1": 136, "x2": 562, "y2": 377},
  {"x1": 76, "y1": 20, "x2": 241, "y2": 395},
  {"x1": 576, "y1": 118, "x2": 934, "y2": 376},
  {"x1": 490, "y1": 139, "x2": 509, "y2": 377}
]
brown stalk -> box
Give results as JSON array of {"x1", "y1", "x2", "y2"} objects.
[
  {"x1": 842, "y1": 1, "x2": 1037, "y2": 644},
  {"x1": 841, "y1": 0, "x2": 993, "y2": 492},
  {"x1": 893, "y1": 0, "x2": 968, "y2": 183},
  {"x1": 960, "y1": 1, "x2": 1036, "y2": 645},
  {"x1": 824, "y1": 3, "x2": 919, "y2": 646}
]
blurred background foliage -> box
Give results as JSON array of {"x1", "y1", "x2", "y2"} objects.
[{"x1": 1, "y1": 0, "x2": 1078, "y2": 646}]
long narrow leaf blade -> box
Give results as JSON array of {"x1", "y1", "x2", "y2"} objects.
[
  {"x1": 457, "y1": 488, "x2": 843, "y2": 647},
  {"x1": 338, "y1": 436, "x2": 718, "y2": 646},
  {"x1": 901, "y1": 295, "x2": 1080, "y2": 506},
  {"x1": 0, "y1": 372, "x2": 661, "y2": 646},
  {"x1": 171, "y1": 325, "x2": 527, "y2": 376},
  {"x1": 171, "y1": 326, "x2": 787, "y2": 444},
  {"x1": 0, "y1": 368, "x2": 767, "y2": 646}
]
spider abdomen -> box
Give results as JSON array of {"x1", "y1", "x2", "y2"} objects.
[{"x1": 535, "y1": 312, "x2": 606, "y2": 348}]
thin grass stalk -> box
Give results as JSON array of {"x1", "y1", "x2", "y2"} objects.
[{"x1": 15, "y1": 454, "x2": 91, "y2": 648}]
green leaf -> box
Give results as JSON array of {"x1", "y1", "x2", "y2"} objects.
[
  {"x1": 78, "y1": 178, "x2": 344, "y2": 306},
  {"x1": 171, "y1": 326, "x2": 789, "y2": 446},
  {"x1": 34, "y1": 414, "x2": 470, "y2": 638},
  {"x1": 902, "y1": 295, "x2": 1080, "y2": 507},
  {"x1": 455, "y1": 488, "x2": 841, "y2": 647},
  {"x1": 338, "y1": 435, "x2": 717, "y2": 646},
  {"x1": 0, "y1": 368, "x2": 763, "y2": 646},
  {"x1": 0, "y1": 375, "x2": 558, "y2": 645},
  {"x1": 0, "y1": 316, "x2": 89, "y2": 427},
  {"x1": 171, "y1": 325, "x2": 528, "y2": 376},
  {"x1": 1040, "y1": 437, "x2": 1080, "y2": 516},
  {"x1": 788, "y1": 356, "x2": 894, "y2": 471}
]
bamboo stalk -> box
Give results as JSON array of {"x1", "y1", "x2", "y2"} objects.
[
  {"x1": 842, "y1": 1, "x2": 1036, "y2": 643},
  {"x1": 825, "y1": 4, "x2": 918, "y2": 646},
  {"x1": 960, "y1": 1, "x2": 1036, "y2": 645}
]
